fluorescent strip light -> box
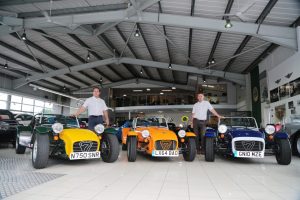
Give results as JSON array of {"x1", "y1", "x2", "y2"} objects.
[
  {"x1": 133, "y1": 90, "x2": 143, "y2": 92},
  {"x1": 161, "y1": 90, "x2": 172, "y2": 92}
]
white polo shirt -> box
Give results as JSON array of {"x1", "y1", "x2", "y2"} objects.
[
  {"x1": 82, "y1": 96, "x2": 108, "y2": 116},
  {"x1": 192, "y1": 100, "x2": 213, "y2": 120}
]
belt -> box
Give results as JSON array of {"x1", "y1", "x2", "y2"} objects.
[
  {"x1": 195, "y1": 119, "x2": 206, "y2": 122},
  {"x1": 89, "y1": 115, "x2": 103, "y2": 117}
]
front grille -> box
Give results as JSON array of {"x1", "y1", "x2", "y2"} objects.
[
  {"x1": 73, "y1": 141, "x2": 98, "y2": 152},
  {"x1": 155, "y1": 140, "x2": 177, "y2": 150},
  {"x1": 234, "y1": 140, "x2": 264, "y2": 151}
]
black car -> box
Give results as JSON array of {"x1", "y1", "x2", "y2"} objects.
[{"x1": 0, "y1": 109, "x2": 18, "y2": 146}]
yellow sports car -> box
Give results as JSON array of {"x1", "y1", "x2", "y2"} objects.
[
  {"x1": 122, "y1": 117, "x2": 196, "y2": 162},
  {"x1": 16, "y1": 114, "x2": 119, "y2": 169}
]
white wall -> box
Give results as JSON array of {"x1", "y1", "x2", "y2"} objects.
[
  {"x1": 236, "y1": 74, "x2": 252, "y2": 111},
  {"x1": 258, "y1": 27, "x2": 300, "y2": 125}
]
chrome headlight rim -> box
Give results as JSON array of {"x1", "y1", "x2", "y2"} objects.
[
  {"x1": 52, "y1": 123, "x2": 63, "y2": 134},
  {"x1": 218, "y1": 124, "x2": 228, "y2": 134},
  {"x1": 141, "y1": 130, "x2": 150, "y2": 138},
  {"x1": 265, "y1": 124, "x2": 276, "y2": 135},
  {"x1": 178, "y1": 130, "x2": 186, "y2": 138},
  {"x1": 94, "y1": 124, "x2": 105, "y2": 134}
]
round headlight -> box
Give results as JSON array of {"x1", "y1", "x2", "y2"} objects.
[
  {"x1": 141, "y1": 130, "x2": 150, "y2": 138},
  {"x1": 52, "y1": 123, "x2": 63, "y2": 134},
  {"x1": 178, "y1": 130, "x2": 186, "y2": 138},
  {"x1": 94, "y1": 124, "x2": 105, "y2": 134},
  {"x1": 218, "y1": 124, "x2": 227, "y2": 134},
  {"x1": 265, "y1": 125, "x2": 275, "y2": 135}
]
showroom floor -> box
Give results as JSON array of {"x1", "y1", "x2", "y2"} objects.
[{"x1": 1, "y1": 145, "x2": 300, "y2": 200}]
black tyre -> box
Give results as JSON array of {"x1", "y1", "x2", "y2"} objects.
[
  {"x1": 15, "y1": 136, "x2": 26, "y2": 154},
  {"x1": 293, "y1": 134, "x2": 300, "y2": 157},
  {"x1": 101, "y1": 134, "x2": 120, "y2": 163},
  {"x1": 127, "y1": 136, "x2": 137, "y2": 162},
  {"x1": 32, "y1": 134, "x2": 50, "y2": 169},
  {"x1": 122, "y1": 143, "x2": 127, "y2": 151},
  {"x1": 182, "y1": 137, "x2": 196, "y2": 161},
  {"x1": 205, "y1": 137, "x2": 215, "y2": 162},
  {"x1": 276, "y1": 139, "x2": 291, "y2": 165}
]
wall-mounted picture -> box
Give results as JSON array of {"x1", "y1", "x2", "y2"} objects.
[
  {"x1": 260, "y1": 77, "x2": 268, "y2": 103},
  {"x1": 270, "y1": 88, "x2": 279, "y2": 103},
  {"x1": 279, "y1": 83, "x2": 290, "y2": 99},
  {"x1": 275, "y1": 104, "x2": 286, "y2": 123},
  {"x1": 290, "y1": 77, "x2": 300, "y2": 97},
  {"x1": 288, "y1": 101, "x2": 294, "y2": 109}
]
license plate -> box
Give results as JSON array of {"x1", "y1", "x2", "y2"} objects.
[
  {"x1": 70, "y1": 151, "x2": 101, "y2": 160},
  {"x1": 234, "y1": 151, "x2": 264, "y2": 158},
  {"x1": 152, "y1": 150, "x2": 179, "y2": 157}
]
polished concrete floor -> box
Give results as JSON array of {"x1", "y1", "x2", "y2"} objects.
[{"x1": 1, "y1": 145, "x2": 300, "y2": 200}]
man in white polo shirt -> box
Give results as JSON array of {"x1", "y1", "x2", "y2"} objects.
[
  {"x1": 192, "y1": 91, "x2": 223, "y2": 154},
  {"x1": 73, "y1": 87, "x2": 109, "y2": 130}
]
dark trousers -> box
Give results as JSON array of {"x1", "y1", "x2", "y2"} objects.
[
  {"x1": 88, "y1": 115, "x2": 103, "y2": 131},
  {"x1": 193, "y1": 118, "x2": 207, "y2": 150}
]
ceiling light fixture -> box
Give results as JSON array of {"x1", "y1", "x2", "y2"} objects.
[
  {"x1": 211, "y1": 58, "x2": 215, "y2": 64},
  {"x1": 100, "y1": 77, "x2": 103, "y2": 83},
  {"x1": 86, "y1": 51, "x2": 90, "y2": 61},
  {"x1": 133, "y1": 89, "x2": 143, "y2": 92},
  {"x1": 203, "y1": 76, "x2": 206, "y2": 83},
  {"x1": 3, "y1": 61, "x2": 8, "y2": 69},
  {"x1": 168, "y1": 63, "x2": 172, "y2": 69},
  {"x1": 225, "y1": 18, "x2": 233, "y2": 28},
  {"x1": 21, "y1": 29, "x2": 27, "y2": 40},
  {"x1": 146, "y1": 88, "x2": 151, "y2": 91},
  {"x1": 140, "y1": 68, "x2": 143, "y2": 74},
  {"x1": 171, "y1": 86, "x2": 176, "y2": 90},
  {"x1": 134, "y1": 28, "x2": 140, "y2": 37},
  {"x1": 160, "y1": 92, "x2": 164, "y2": 95},
  {"x1": 123, "y1": 94, "x2": 127, "y2": 97}
]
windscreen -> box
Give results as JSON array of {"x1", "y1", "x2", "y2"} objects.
[
  {"x1": 220, "y1": 118, "x2": 257, "y2": 129},
  {"x1": 136, "y1": 117, "x2": 167, "y2": 128}
]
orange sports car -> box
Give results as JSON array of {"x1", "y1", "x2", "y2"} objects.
[{"x1": 121, "y1": 117, "x2": 196, "y2": 162}]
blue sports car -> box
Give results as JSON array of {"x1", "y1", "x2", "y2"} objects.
[{"x1": 204, "y1": 117, "x2": 291, "y2": 165}]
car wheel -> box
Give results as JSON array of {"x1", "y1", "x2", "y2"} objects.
[
  {"x1": 122, "y1": 143, "x2": 127, "y2": 151},
  {"x1": 127, "y1": 136, "x2": 137, "y2": 162},
  {"x1": 276, "y1": 139, "x2": 291, "y2": 165},
  {"x1": 205, "y1": 138, "x2": 215, "y2": 162},
  {"x1": 15, "y1": 136, "x2": 26, "y2": 154},
  {"x1": 182, "y1": 137, "x2": 196, "y2": 162},
  {"x1": 293, "y1": 134, "x2": 300, "y2": 157},
  {"x1": 32, "y1": 134, "x2": 49, "y2": 169},
  {"x1": 101, "y1": 134, "x2": 119, "y2": 163}
]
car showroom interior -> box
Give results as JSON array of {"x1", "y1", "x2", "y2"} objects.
[{"x1": 0, "y1": 0, "x2": 299, "y2": 199}]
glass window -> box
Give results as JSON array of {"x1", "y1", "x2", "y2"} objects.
[
  {"x1": 45, "y1": 102, "x2": 53, "y2": 109},
  {"x1": 11, "y1": 95, "x2": 22, "y2": 103},
  {"x1": 0, "y1": 101, "x2": 6, "y2": 109},
  {"x1": 10, "y1": 102, "x2": 21, "y2": 110},
  {"x1": 0, "y1": 93, "x2": 8, "y2": 101},
  {"x1": 23, "y1": 97, "x2": 34, "y2": 105},
  {"x1": 34, "y1": 106, "x2": 43, "y2": 114},
  {"x1": 22, "y1": 104, "x2": 33, "y2": 112},
  {"x1": 35, "y1": 100, "x2": 44, "y2": 107}
]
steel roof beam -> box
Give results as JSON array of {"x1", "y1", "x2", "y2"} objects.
[
  {"x1": 158, "y1": 2, "x2": 176, "y2": 83},
  {"x1": 98, "y1": 34, "x2": 138, "y2": 78},
  {"x1": 5, "y1": 10, "x2": 295, "y2": 49},
  {"x1": 73, "y1": 78, "x2": 195, "y2": 92},
  {"x1": 137, "y1": 23, "x2": 164, "y2": 81},
  {"x1": 243, "y1": 16, "x2": 300, "y2": 74},
  {"x1": 206, "y1": 0, "x2": 234, "y2": 66},
  {"x1": 223, "y1": 0, "x2": 278, "y2": 72},
  {"x1": 10, "y1": 32, "x2": 92, "y2": 86},
  {"x1": 68, "y1": 33, "x2": 124, "y2": 81},
  {"x1": 12, "y1": 57, "x2": 246, "y2": 87},
  {"x1": 115, "y1": 25, "x2": 153, "y2": 79}
]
